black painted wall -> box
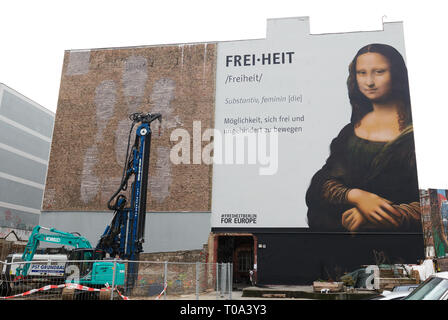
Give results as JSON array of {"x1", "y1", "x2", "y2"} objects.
[{"x1": 254, "y1": 231, "x2": 425, "y2": 285}]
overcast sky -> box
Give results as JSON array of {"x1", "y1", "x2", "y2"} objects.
[{"x1": 1, "y1": 0, "x2": 447, "y2": 189}]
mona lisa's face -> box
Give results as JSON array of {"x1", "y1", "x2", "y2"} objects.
[{"x1": 356, "y1": 52, "x2": 392, "y2": 102}]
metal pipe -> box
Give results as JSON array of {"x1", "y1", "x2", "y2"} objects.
[
  {"x1": 110, "y1": 258, "x2": 117, "y2": 300},
  {"x1": 196, "y1": 262, "x2": 200, "y2": 300},
  {"x1": 164, "y1": 261, "x2": 168, "y2": 300}
]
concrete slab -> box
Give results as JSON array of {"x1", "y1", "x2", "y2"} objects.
[{"x1": 242, "y1": 285, "x2": 377, "y2": 300}]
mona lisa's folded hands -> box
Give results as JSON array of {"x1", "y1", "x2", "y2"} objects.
[
  {"x1": 341, "y1": 206, "x2": 400, "y2": 232},
  {"x1": 342, "y1": 208, "x2": 366, "y2": 232},
  {"x1": 345, "y1": 188, "x2": 402, "y2": 229}
]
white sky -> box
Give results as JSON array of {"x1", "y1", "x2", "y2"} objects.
[{"x1": 1, "y1": 0, "x2": 447, "y2": 189}]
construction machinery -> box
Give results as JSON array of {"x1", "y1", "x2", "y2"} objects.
[
  {"x1": 3, "y1": 112, "x2": 161, "y2": 299},
  {"x1": 12, "y1": 225, "x2": 125, "y2": 299},
  {"x1": 97, "y1": 111, "x2": 162, "y2": 293}
]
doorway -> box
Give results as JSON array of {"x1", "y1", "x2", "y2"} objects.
[{"x1": 216, "y1": 235, "x2": 255, "y2": 285}]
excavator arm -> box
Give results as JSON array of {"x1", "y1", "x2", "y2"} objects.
[{"x1": 16, "y1": 225, "x2": 92, "y2": 277}]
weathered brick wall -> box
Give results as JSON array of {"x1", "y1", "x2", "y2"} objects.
[
  {"x1": 132, "y1": 248, "x2": 214, "y2": 297},
  {"x1": 436, "y1": 257, "x2": 448, "y2": 271},
  {"x1": 140, "y1": 248, "x2": 207, "y2": 263},
  {"x1": 43, "y1": 43, "x2": 217, "y2": 213},
  {"x1": 0, "y1": 240, "x2": 25, "y2": 261}
]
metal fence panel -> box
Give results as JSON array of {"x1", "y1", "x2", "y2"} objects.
[{"x1": 0, "y1": 259, "x2": 233, "y2": 300}]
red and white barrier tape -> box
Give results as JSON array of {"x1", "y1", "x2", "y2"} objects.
[
  {"x1": 155, "y1": 282, "x2": 168, "y2": 300},
  {"x1": 0, "y1": 283, "x2": 66, "y2": 299},
  {"x1": 65, "y1": 283, "x2": 110, "y2": 292},
  {"x1": 0, "y1": 283, "x2": 130, "y2": 300},
  {"x1": 115, "y1": 287, "x2": 130, "y2": 300}
]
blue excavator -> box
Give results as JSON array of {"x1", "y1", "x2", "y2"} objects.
[{"x1": 9, "y1": 112, "x2": 161, "y2": 299}]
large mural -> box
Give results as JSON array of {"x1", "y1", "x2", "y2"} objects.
[{"x1": 212, "y1": 17, "x2": 422, "y2": 234}]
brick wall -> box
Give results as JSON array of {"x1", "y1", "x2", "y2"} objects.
[
  {"x1": 43, "y1": 43, "x2": 217, "y2": 213},
  {"x1": 0, "y1": 239, "x2": 25, "y2": 261},
  {"x1": 131, "y1": 247, "x2": 214, "y2": 297}
]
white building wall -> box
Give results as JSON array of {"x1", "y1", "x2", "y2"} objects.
[
  {"x1": 0, "y1": 83, "x2": 54, "y2": 240},
  {"x1": 39, "y1": 211, "x2": 211, "y2": 253}
]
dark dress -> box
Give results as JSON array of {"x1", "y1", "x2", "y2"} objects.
[{"x1": 306, "y1": 123, "x2": 421, "y2": 232}]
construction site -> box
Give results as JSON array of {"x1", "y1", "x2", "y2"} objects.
[{"x1": 1, "y1": 16, "x2": 448, "y2": 302}]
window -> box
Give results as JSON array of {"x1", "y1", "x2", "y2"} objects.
[
  {"x1": 237, "y1": 250, "x2": 253, "y2": 272},
  {"x1": 405, "y1": 277, "x2": 448, "y2": 300}
]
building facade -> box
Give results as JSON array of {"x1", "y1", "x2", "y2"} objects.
[
  {"x1": 40, "y1": 43, "x2": 216, "y2": 253},
  {"x1": 0, "y1": 83, "x2": 54, "y2": 240},
  {"x1": 40, "y1": 17, "x2": 425, "y2": 285},
  {"x1": 420, "y1": 189, "x2": 448, "y2": 259}
]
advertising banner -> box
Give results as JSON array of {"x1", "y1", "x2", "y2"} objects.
[{"x1": 211, "y1": 17, "x2": 422, "y2": 233}]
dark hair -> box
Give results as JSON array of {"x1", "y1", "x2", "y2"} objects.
[{"x1": 347, "y1": 43, "x2": 412, "y2": 130}]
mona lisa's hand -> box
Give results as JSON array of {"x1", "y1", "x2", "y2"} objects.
[
  {"x1": 346, "y1": 188, "x2": 401, "y2": 227},
  {"x1": 342, "y1": 208, "x2": 366, "y2": 232}
]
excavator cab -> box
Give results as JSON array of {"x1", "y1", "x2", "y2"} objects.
[
  {"x1": 65, "y1": 249, "x2": 106, "y2": 280},
  {"x1": 62, "y1": 248, "x2": 124, "y2": 300},
  {"x1": 64, "y1": 248, "x2": 125, "y2": 288}
]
